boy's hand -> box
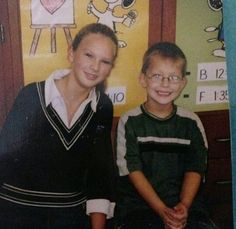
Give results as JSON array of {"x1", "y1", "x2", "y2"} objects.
[
  {"x1": 164, "y1": 202, "x2": 188, "y2": 229},
  {"x1": 174, "y1": 202, "x2": 188, "y2": 217},
  {"x1": 158, "y1": 206, "x2": 185, "y2": 229},
  {"x1": 174, "y1": 202, "x2": 188, "y2": 227}
]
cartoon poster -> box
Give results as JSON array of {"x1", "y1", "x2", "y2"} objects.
[
  {"x1": 20, "y1": 0, "x2": 149, "y2": 116},
  {"x1": 175, "y1": 0, "x2": 228, "y2": 112},
  {"x1": 204, "y1": 0, "x2": 224, "y2": 58}
]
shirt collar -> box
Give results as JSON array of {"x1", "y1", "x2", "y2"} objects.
[{"x1": 45, "y1": 69, "x2": 98, "y2": 112}]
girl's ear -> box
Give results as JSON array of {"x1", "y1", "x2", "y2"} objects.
[
  {"x1": 67, "y1": 45, "x2": 74, "y2": 63},
  {"x1": 139, "y1": 73, "x2": 147, "y2": 88}
]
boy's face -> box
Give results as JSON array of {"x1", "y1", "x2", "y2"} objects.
[
  {"x1": 68, "y1": 33, "x2": 116, "y2": 91},
  {"x1": 140, "y1": 55, "x2": 186, "y2": 107}
]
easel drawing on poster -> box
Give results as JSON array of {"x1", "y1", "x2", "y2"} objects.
[{"x1": 30, "y1": 0, "x2": 76, "y2": 56}]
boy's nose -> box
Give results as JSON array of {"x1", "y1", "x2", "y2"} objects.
[{"x1": 160, "y1": 77, "x2": 170, "y2": 86}]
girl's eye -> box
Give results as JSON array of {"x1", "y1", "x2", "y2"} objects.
[
  {"x1": 102, "y1": 60, "x2": 112, "y2": 65},
  {"x1": 85, "y1": 53, "x2": 93, "y2": 58}
]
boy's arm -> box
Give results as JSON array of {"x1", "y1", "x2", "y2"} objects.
[
  {"x1": 129, "y1": 170, "x2": 166, "y2": 214},
  {"x1": 164, "y1": 172, "x2": 201, "y2": 229},
  {"x1": 179, "y1": 115, "x2": 207, "y2": 209},
  {"x1": 169, "y1": 172, "x2": 201, "y2": 226},
  {"x1": 179, "y1": 171, "x2": 201, "y2": 209},
  {"x1": 129, "y1": 170, "x2": 182, "y2": 228},
  {"x1": 171, "y1": 115, "x2": 207, "y2": 226}
]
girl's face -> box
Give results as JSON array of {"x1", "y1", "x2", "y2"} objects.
[
  {"x1": 68, "y1": 33, "x2": 117, "y2": 91},
  {"x1": 140, "y1": 55, "x2": 186, "y2": 108}
]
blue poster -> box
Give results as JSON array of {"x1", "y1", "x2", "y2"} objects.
[{"x1": 223, "y1": 0, "x2": 236, "y2": 227}]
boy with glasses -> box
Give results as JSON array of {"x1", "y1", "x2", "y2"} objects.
[{"x1": 115, "y1": 42, "x2": 215, "y2": 228}]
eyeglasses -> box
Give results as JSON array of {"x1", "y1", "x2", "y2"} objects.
[{"x1": 146, "y1": 73, "x2": 183, "y2": 84}]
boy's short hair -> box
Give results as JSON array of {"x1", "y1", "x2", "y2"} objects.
[
  {"x1": 72, "y1": 23, "x2": 119, "y2": 58},
  {"x1": 141, "y1": 42, "x2": 187, "y2": 76}
]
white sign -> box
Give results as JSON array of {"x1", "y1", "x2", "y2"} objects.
[
  {"x1": 197, "y1": 62, "x2": 227, "y2": 81},
  {"x1": 196, "y1": 85, "x2": 228, "y2": 104},
  {"x1": 106, "y1": 86, "x2": 126, "y2": 105}
]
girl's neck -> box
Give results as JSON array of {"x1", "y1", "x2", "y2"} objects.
[
  {"x1": 56, "y1": 74, "x2": 89, "y2": 101},
  {"x1": 55, "y1": 75, "x2": 90, "y2": 126}
]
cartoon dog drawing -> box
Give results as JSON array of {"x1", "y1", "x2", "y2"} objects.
[
  {"x1": 87, "y1": 0, "x2": 137, "y2": 48},
  {"x1": 204, "y1": 0, "x2": 225, "y2": 58}
]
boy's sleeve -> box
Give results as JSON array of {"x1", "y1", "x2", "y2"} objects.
[
  {"x1": 116, "y1": 115, "x2": 142, "y2": 176},
  {"x1": 184, "y1": 117, "x2": 208, "y2": 176}
]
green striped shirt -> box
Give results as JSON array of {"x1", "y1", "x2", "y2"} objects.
[{"x1": 116, "y1": 104, "x2": 208, "y2": 211}]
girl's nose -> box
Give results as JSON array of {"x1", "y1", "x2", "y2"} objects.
[{"x1": 91, "y1": 60, "x2": 100, "y2": 71}]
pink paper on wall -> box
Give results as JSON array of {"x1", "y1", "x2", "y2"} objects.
[{"x1": 31, "y1": 0, "x2": 74, "y2": 26}]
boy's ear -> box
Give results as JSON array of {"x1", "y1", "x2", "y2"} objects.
[
  {"x1": 180, "y1": 76, "x2": 187, "y2": 90},
  {"x1": 139, "y1": 73, "x2": 147, "y2": 88}
]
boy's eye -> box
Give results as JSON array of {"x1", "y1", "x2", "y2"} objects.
[
  {"x1": 147, "y1": 73, "x2": 162, "y2": 81},
  {"x1": 152, "y1": 73, "x2": 162, "y2": 80},
  {"x1": 169, "y1": 75, "x2": 181, "y2": 81}
]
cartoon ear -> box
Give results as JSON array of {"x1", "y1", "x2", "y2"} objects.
[
  {"x1": 122, "y1": 0, "x2": 136, "y2": 9},
  {"x1": 208, "y1": 0, "x2": 222, "y2": 11}
]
